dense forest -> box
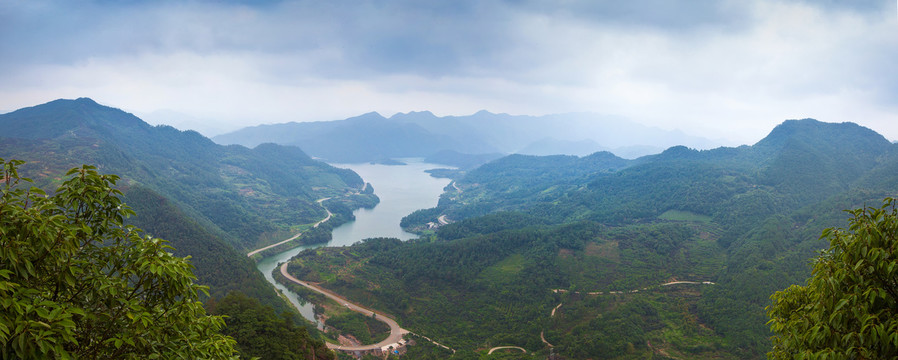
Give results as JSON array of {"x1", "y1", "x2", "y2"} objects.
[
  {"x1": 0, "y1": 159, "x2": 336, "y2": 359},
  {"x1": 0, "y1": 98, "x2": 376, "y2": 358},
  {"x1": 0, "y1": 98, "x2": 376, "y2": 305},
  {"x1": 286, "y1": 119, "x2": 898, "y2": 358},
  {"x1": 0, "y1": 98, "x2": 371, "y2": 252}
]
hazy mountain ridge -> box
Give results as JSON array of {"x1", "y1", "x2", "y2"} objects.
[
  {"x1": 213, "y1": 110, "x2": 726, "y2": 163},
  {"x1": 516, "y1": 138, "x2": 608, "y2": 157}
]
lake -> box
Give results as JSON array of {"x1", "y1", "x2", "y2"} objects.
[{"x1": 254, "y1": 159, "x2": 451, "y2": 324}]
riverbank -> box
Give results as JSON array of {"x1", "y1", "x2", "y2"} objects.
[
  {"x1": 280, "y1": 263, "x2": 410, "y2": 352},
  {"x1": 247, "y1": 197, "x2": 334, "y2": 257},
  {"x1": 251, "y1": 159, "x2": 450, "y2": 323}
]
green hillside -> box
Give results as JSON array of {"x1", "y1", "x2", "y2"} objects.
[
  {"x1": 122, "y1": 186, "x2": 277, "y2": 302},
  {"x1": 285, "y1": 119, "x2": 898, "y2": 359},
  {"x1": 0, "y1": 98, "x2": 376, "y2": 311},
  {"x1": 0, "y1": 98, "x2": 371, "y2": 251},
  {"x1": 0, "y1": 98, "x2": 373, "y2": 358}
]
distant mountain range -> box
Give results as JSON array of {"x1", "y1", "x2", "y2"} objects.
[
  {"x1": 139, "y1": 109, "x2": 233, "y2": 138},
  {"x1": 212, "y1": 111, "x2": 726, "y2": 164}
]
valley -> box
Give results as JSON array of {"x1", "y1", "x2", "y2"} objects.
[
  {"x1": 5, "y1": 3, "x2": 896, "y2": 359},
  {"x1": 276, "y1": 119, "x2": 898, "y2": 359},
  {"x1": 2, "y1": 99, "x2": 897, "y2": 360},
  {"x1": 251, "y1": 159, "x2": 450, "y2": 328}
]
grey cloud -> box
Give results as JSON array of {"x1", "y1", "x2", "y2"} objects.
[
  {"x1": 0, "y1": 0, "x2": 759, "y2": 81},
  {"x1": 504, "y1": 0, "x2": 753, "y2": 32},
  {"x1": 3, "y1": 0, "x2": 891, "y2": 77},
  {"x1": 795, "y1": 0, "x2": 891, "y2": 13},
  {"x1": 0, "y1": 0, "x2": 512, "y2": 78},
  {"x1": 1, "y1": 0, "x2": 896, "y2": 142},
  {"x1": 326, "y1": 2, "x2": 519, "y2": 77}
]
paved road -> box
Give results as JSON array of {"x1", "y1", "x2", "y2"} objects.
[
  {"x1": 279, "y1": 263, "x2": 408, "y2": 351},
  {"x1": 246, "y1": 198, "x2": 332, "y2": 257},
  {"x1": 551, "y1": 280, "x2": 715, "y2": 295},
  {"x1": 488, "y1": 346, "x2": 527, "y2": 354},
  {"x1": 661, "y1": 280, "x2": 715, "y2": 286},
  {"x1": 451, "y1": 181, "x2": 462, "y2": 193},
  {"x1": 550, "y1": 303, "x2": 562, "y2": 317},
  {"x1": 437, "y1": 214, "x2": 450, "y2": 225},
  {"x1": 541, "y1": 331, "x2": 554, "y2": 348},
  {"x1": 541, "y1": 281, "x2": 715, "y2": 350}
]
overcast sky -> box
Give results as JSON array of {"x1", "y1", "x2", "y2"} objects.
[{"x1": 1, "y1": 0, "x2": 896, "y2": 143}]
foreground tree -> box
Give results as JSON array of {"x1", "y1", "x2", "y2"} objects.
[
  {"x1": 767, "y1": 198, "x2": 898, "y2": 359},
  {"x1": 0, "y1": 159, "x2": 237, "y2": 359}
]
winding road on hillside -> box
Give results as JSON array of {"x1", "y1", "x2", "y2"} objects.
[
  {"x1": 246, "y1": 198, "x2": 332, "y2": 257},
  {"x1": 488, "y1": 346, "x2": 527, "y2": 354},
  {"x1": 279, "y1": 263, "x2": 409, "y2": 352},
  {"x1": 434, "y1": 181, "x2": 461, "y2": 226},
  {"x1": 540, "y1": 280, "x2": 716, "y2": 349},
  {"x1": 551, "y1": 280, "x2": 715, "y2": 295}
]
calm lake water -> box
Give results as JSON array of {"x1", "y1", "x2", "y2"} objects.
[{"x1": 255, "y1": 159, "x2": 451, "y2": 323}]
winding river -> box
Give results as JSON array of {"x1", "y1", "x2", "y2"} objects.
[{"x1": 254, "y1": 159, "x2": 451, "y2": 324}]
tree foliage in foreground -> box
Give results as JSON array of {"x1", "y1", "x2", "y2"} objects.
[
  {"x1": 767, "y1": 198, "x2": 898, "y2": 359},
  {"x1": 0, "y1": 159, "x2": 237, "y2": 359}
]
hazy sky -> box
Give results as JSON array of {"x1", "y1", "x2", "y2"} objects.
[{"x1": 1, "y1": 0, "x2": 896, "y2": 143}]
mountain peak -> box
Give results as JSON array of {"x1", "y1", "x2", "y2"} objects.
[
  {"x1": 750, "y1": 119, "x2": 892, "y2": 168},
  {"x1": 345, "y1": 112, "x2": 387, "y2": 122},
  {"x1": 764, "y1": 118, "x2": 821, "y2": 138},
  {"x1": 388, "y1": 110, "x2": 438, "y2": 122},
  {"x1": 0, "y1": 98, "x2": 151, "y2": 140},
  {"x1": 74, "y1": 97, "x2": 99, "y2": 105},
  {"x1": 757, "y1": 119, "x2": 888, "y2": 149},
  {"x1": 655, "y1": 145, "x2": 701, "y2": 160},
  {"x1": 399, "y1": 110, "x2": 435, "y2": 117},
  {"x1": 40, "y1": 97, "x2": 102, "y2": 110}
]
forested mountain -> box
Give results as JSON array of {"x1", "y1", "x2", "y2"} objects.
[
  {"x1": 0, "y1": 98, "x2": 369, "y2": 250},
  {"x1": 286, "y1": 119, "x2": 898, "y2": 359},
  {"x1": 213, "y1": 110, "x2": 723, "y2": 163},
  {"x1": 0, "y1": 98, "x2": 373, "y2": 305},
  {"x1": 408, "y1": 119, "x2": 893, "y2": 229},
  {"x1": 0, "y1": 98, "x2": 366, "y2": 358}
]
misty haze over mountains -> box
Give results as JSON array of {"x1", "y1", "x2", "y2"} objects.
[
  {"x1": 213, "y1": 111, "x2": 727, "y2": 162},
  {"x1": 139, "y1": 109, "x2": 234, "y2": 138}
]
